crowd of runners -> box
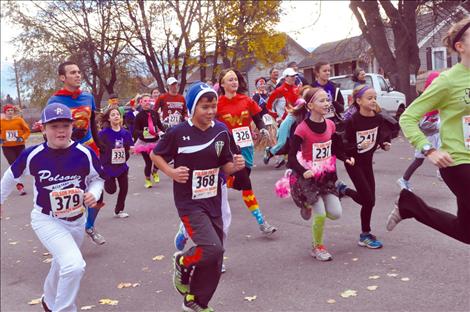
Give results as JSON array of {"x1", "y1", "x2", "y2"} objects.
[{"x1": 0, "y1": 17, "x2": 469, "y2": 312}]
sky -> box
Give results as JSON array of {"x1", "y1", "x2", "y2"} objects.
[{"x1": 0, "y1": 1, "x2": 361, "y2": 97}]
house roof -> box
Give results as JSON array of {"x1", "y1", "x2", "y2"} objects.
[{"x1": 298, "y1": 35, "x2": 370, "y2": 69}]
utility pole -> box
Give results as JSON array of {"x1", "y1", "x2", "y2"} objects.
[{"x1": 13, "y1": 59, "x2": 22, "y2": 108}]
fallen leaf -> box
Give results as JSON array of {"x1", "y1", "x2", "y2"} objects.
[
  {"x1": 132, "y1": 283, "x2": 140, "y2": 288},
  {"x1": 156, "y1": 290, "x2": 163, "y2": 294},
  {"x1": 43, "y1": 252, "x2": 50, "y2": 256},
  {"x1": 16, "y1": 260, "x2": 21, "y2": 263},
  {"x1": 43, "y1": 258, "x2": 53, "y2": 263},
  {"x1": 327, "y1": 299, "x2": 336, "y2": 304},
  {"x1": 368, "y1": 275, "x2": 380, "y2": 280},
  {"x1": 387, "y1": 273, "x2": 398, "y2": 278},
  {"x1": 391, "y1": 256, "x2": 397, "y2": 260},
  {"x1": 352, "y1": 258, "x2": 358, "y2": 261},
  {"x1": 32, "y1": 250, "x2": 37, "y2": 253},
  {"x1": 117, "y1": 282, "x2": 133, "y2": 289},
  {"x1": 99, "y1": 298, "x2": 119, "y2": 306},
  {"x1": 80, "y1": 305, "x2": 96, "y2": 310},
  {"x1": 133, "y1": 193, "x2": 140, "y2": 196},
  {"x1": 340, "y1": 289, "x2": 357, "y2": 298},
  {"x1": 5, "y1": 217, "x2": 10, "y2": 220},
  {"x1": 223, "y1": 256, "x2": 229, "y2": 260},
  {"x1": 245, "y1": 235, "x2": 251, "y2": 238},
  {"x1": 152, "y1": 255, "x2": 165, "y2": 261},
  {"x1": 9, "y1": 241, "x2": 19, "y2": 245},
  {"x1": 28, "y1": 298, "x2": 42, "y2": 305},
  {"x1": 244, "y1": 295, "x2": 257, "y2": 302},
  {"x1": 367, "y1": 285, "x2": 379, "y2": 291},
  {"x1": 401, "y1": 277, "x2": 410, "y2": 282},
  {"x1": 142, "y1": 267, "x2": 151, "y2": 272}
]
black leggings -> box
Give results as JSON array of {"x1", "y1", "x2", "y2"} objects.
[
  {"x1": 232, "y1": 167, "x2": 252, "y2": 190},
  {"x1": 403, "y1": 158, "x2": 425, "y2": 181},
  {"x1": 345, "y1": 161, "x2": 376, "y2": 233},
  {"x1": 104, "y1": 169, "x2": 129, "y2": 214},
  {"x1": 2, "y1": 145, "x2": 25, "y2": 165},
  {"x1": 141, "y1": 152, "x2": 153, "y2": 177},
  {"x1": 398, "y1": 163, "x2": 470, "y2": 244}
]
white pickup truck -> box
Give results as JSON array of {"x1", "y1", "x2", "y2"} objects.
[{"x1": 330, "y1": 73, "x2": 407, "y2": 119}]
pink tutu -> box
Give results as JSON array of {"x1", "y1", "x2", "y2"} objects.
[
  {"x1": 296, "y1": 151, "x2": 336, "y2": 178},
  {"x1": 133, "y1": 139, "x2": 157, "y2": 154},
  {"x1": 274, "y1": 169, "x2": 292, "y2": 199}
]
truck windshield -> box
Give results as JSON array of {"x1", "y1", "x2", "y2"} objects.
[{"x1": 331, "y1": 76, "x2": 373, "y2": 90}]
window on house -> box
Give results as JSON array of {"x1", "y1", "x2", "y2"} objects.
[{"x1": 432, "y1": 47, "x2": 447, "y2": 70}]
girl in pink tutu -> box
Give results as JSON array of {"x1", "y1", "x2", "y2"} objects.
[
  {"x1": 287, "y1": 87, "x2": 355, "y2": 261},
  {"x1": 133, "y1": 94, "x2": 164, "y2": 188}
]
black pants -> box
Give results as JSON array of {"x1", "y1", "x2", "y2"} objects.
[
  {"x1": 403, "y1": 158, "x2": 425, "y2": 181},
  {"x1": 2, "y1": 145, "x2": 25, "y2": 189},
  {"x1": 398, "y1": 164, "x2": 470, "y2": 244},
  {"x1": 2, "y1": 145, "x2": 25, "y2": 165},
  {"x1": 104, "y1": 169, "x2": 129, "y2": 214},
  {"x1": 345, "y1": 161, "x2": 376, "y2": 233},
  {"x1": 232, "y1": 167, "x2": 252, "y2": 190},
  {"x1": 141, "y1": 152, "x2": 153, "y2": 177},
  {"x1": 180, "y1": 211, "x2": 224, "y2": 307}
]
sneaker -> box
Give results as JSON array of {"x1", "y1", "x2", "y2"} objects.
[
  {"x1": 221, "y1": 263, "x2": 226, "y2": 274},
  {"x1": 86, "y1": 227, "x2": 106, "y2": 245},
  {"x1": 41, "y1": 295, "x2": 52, "y2": 312},
  {"x1": 144, "y1": 179, "x2": 152, "y2": 189},
  {"x1": 310, "y1": 245, "x2": 333, "y2": 261},
  {"x1": 173, "y1": 252, "x2": 190, "y2": 296},
  {"x1": 263, "y1": 147, "x2": 273, "y2": 165},
  {"x1": 274, "y1": 158, "x2": 286, "y2": 169},
  {"x1": 259, "y1": 221, "x2": 277, "y2": 236},
  {"x1": 358, "y1": 233, "x2": 383, "y2": 249},
  {"x1": 152, "y1": 172, "x2": 160, "y2": 183},
  {"x1": 16, "y1": 184, "x2": 27, "y2": 196},
  {"x1": 335, "y1": 180, "x2": 348, "y2": 198},
  {"x1": 300, "y1": 205, "x2": 312, "y2": 220},
  {"x1": 396, "y1": 177, "x2": 412, "y2": 191},
  {"x1": 114, "y1": 211, "x2": 129, "y2": 218},
  {"x1": 174, "y1": 223, "x2": 188, "y2": 251},
  {"x1": 386, "y1": 204, "x2": 402, "y2": 231},
  {"x1": 182, "y1": 294, "x2": 214, "y2": 312}
]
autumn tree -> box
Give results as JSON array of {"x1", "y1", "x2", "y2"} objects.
[
  {"x1": 350, "y1": 0, "x2": 469, "y2": 103},
  {"x1": 5, "y1": 0, "x2": 129, "y2": 109}
]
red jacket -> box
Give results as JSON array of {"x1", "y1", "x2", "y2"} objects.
[{"x1": 266, "y1": 82, "x2": 300, "y2": 118}]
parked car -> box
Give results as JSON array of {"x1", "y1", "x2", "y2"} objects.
[{"x1": 330, "y1": 73, "x2": 407, "y2": 119}]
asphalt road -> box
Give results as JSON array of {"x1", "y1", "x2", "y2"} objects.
[{"x1": 1, "y1": 134, "x2": 469, "y2": 312}]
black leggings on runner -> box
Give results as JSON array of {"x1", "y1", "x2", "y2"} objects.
[
  {"x1": 104, "y1": 169, "x2": 129, "y2": 214},
  {"x1": 345, "y1": 161, "x2": 376, "y2": 233},
  {"x1": 141, "y1": 152, "x2": 153, "y2": 177},
  {"x1": 403, "y1": 158, "x2": 425, "y2": 181},
  {"x1": 2, "y1": 145, "x2": 25, "y2": 165},
  {"x1": 398, "y1": 163, "x2": 470, "y2": 244}
]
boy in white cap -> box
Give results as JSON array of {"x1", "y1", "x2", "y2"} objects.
[
  {"x1": 1, "y1": 103, "x2": 105, "y2": 312},
  {"x1": 151, "y1": 82, "x2": 245, "y2": 311},
  {"x1": 155, "y1": 77, "x2": 188, "y2": 130}
]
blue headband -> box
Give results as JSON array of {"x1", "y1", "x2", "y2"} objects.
[{"x1": 353, "y1": 85, "x2": 371, "y2": 99}]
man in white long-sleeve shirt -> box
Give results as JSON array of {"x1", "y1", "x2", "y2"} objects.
[{"x1": 0, "y1": 103, "x2": 105, "y2": 312}]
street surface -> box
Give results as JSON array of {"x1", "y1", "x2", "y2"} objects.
[{"x1": 1, "y1": 133, "x2": 469, "y2": 312}]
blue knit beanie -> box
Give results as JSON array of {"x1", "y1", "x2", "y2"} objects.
[{"x1": 185, "y1": 82, "x2": 218, "y2": 117}]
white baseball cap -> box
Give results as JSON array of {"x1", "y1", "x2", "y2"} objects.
[
  {"x1": 166, "y1": 77, "x2": 178, "y2": 85},
  {"x1": 282, "y1": 68, "x2": 297, "y2": 78}
]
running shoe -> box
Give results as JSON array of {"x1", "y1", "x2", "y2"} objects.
[
  {"x1": 182, "y1": 294, "x2": 214, "y2": 312},
  {"x1": 358, "y1": 233, "x2": 383, "y2": 249},
  {"x1": 114, "y1": 211, "x2": 129, "y2": 218},
  {"x1": 86, "y1": 227, "x2": 106, "y2": 245},
  {"x1": 144, "y1": 179, "x2": 152, "y2": 189},
  {"x1": 300, "y1": 205, "x2": 312, "y2": 220},
  {"x1": 396, "y1": 177, "x2": 412, "y2": 191},
  {"x1": 259, "y1": 221, "x2": 277, "y2": 236},
  {"x1": 174, "y1": 223, "x2": 188, "y2": 251},
  {"x1": 335, "y1": 180, "x2": 348, "y2": 198},
  {"x1": 274, "y1": 158, "x2": 286, "y2": 169},
  {"x1": 41, "y1": 295, "x2": 52, "y2": 312},
  {"x1": 310, "y1": 245, "x2": 333, "y2": 261},
  {"x1": 263, "y1": 147, "x2": 273, "y2": 165},
  {"x1": 152, "y1": 172, "x2": 160, "y2": 183},
  {"x1": 386, "y1": 204, "x2": 402, "y2": 231},
  {"x1": 16, "y1": 184, "x2": 26, "y2": 196},
  {"x1": 173, "y1": 252, "x2": 190, "y2": 296}
]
